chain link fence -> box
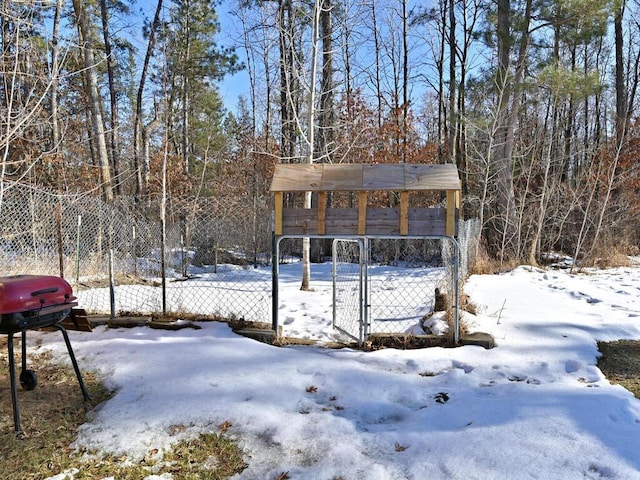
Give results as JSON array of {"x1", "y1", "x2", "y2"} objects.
[
  {"x1": 0, "y1": 184, "x2": 481, "y2": 335},
  {"x1": 457, "y1": 218, "x2": 481, "y2": 279},
  {"x1": 0, "y1": 184, "x2": 273, "y2": 322}
]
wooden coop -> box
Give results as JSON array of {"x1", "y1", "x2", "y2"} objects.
[
  {"x1": 270, "y1": 163, "x2": 461, "y2": 238},
  {"x1": 269, "y1": 162, "x2": 465, "y2": 345}
]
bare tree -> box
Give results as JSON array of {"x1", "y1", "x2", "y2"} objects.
[
  {"x1": 615, "y1": 0, "x2": 627, "y2": 146},
  {"x1": 1, "y1": 3, "x2": 63, "y2": 202},
  {"x1": 133, "y1": 0, "x2": 163, "y2": 202},
  {"x1": 370, "y1": 1, "x2": 382, "y2": 128},
  {"x1": 72, "y1": 0, "x2": 114, "y2": 201},
  {"x1": 300, "y1": 0, "x2": 322, "y2": 291},
  {"x1": 318, "y1": 0, "x2": 335, "y2": 163},
  {"x1": 49, "y1": 0, "x2": 63, "y2": 163},
  {"x1": 99, "y1": 0, "x2": 123, "y2": 195}
]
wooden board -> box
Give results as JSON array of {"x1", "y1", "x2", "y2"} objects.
[
  {"x1": 320, "y1": 164, "x2": 363, "y2": 191},
  {"x1": 58, "y1": 308, "x2": 92, "y2": 332},
  {"x1": 363, "y1": 164, "x2": 405, "y2": 190},
  {"x1": 282, "y1": 208, "x2": 318, "y2": 235},
  {"x1": 282, "y1": 207, "x2": 452, "y2": 236},
  {"x1": 408, "y1": 208, "x2": 449, "y2": 236},
  {"x1": 404, "y1": 163, "x2": 461, "y2": 191},
  {"x1": 271, "y1": 163, "x2": 461, "y2": 192},
  {"x1": 270, "y1": 164, "x2": 323, "y2": 192}
]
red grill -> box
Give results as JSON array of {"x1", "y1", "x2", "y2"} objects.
[{"x1": 0, "y1": 275, "x2": 89, "y2": 434}]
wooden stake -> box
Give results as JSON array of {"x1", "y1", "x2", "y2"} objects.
[
  {"x1": 274, "y1": 191, "x2": 283, "y2": 235},
  {"x1": 358, "y1": 191, "x2": 367, "y2": 235},
  {"x1": 317, "y1": 191, "x2": 326, "y2": 235},
  {"x1": 400, "y1": 191, "x2": 409, "y2": 235}
]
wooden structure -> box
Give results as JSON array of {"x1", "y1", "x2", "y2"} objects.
[{"x1": 270, "y1": 163, "x2": 461, "y2": 238}]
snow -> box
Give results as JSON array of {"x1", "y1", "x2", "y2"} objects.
[{"x1": 29, "y1": 261, "x2": 640, "y2": 479}]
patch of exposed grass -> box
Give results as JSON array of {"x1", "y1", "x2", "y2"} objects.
[
  {"x1": 0, "y1": 348, "x2": 113, "y2": 479},
  {"x1": 161, "y1": 430, "x2": 247, "y2": 479},
  {"x1": 0, "y1": 339, "x2": 246, "y2": 480},
  {"x1": 597, "y1": 340, "x2": 640, "y2": 398}
]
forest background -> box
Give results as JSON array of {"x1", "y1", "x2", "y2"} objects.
[{"x1": 2, "y1": 0, "x2": 640, "y2": 275}]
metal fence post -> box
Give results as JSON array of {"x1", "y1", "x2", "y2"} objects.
[
  {"x1": 272, "y1": 232, "x2": 279, "y2": 333},
  {"x1": 109, "y1": 249, "x2": 115, "y2": 320},
  {"x1": 75, "y1": 215, "x2": 82, "y2": 284}
]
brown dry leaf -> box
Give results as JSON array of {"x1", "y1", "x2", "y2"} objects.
[
  {"x1": 219, "y1": 420, "x2": 233, "y2": 433},
  {"x1": 168, "y1": 424, "x2": 187, "y2": 435}
]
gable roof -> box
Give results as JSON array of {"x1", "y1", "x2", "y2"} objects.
[{"x1": 270, "y1": 163, "x2": 461, "y2": 193}]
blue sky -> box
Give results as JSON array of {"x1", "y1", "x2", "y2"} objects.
[{"x1": 133, "y1": 0, "x2": 251, "y2": 111}]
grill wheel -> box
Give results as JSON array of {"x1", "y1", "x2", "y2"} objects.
[{"x1": 19, "y1": 369, "x2": 37, "y2": 391}]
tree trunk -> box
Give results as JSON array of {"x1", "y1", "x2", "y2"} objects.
[
  {"x1": 72, "y1": 0, "x2": 114, "y2": 202},
  {"x1": 100, "y1": 0, "x2": 121, "y2": 195},
  {"x1": 436, "y1": 1, "x2": 446, "y2": 163},
  {"x1": 614, "y1": 0, "x2": 627, "y2": 147},
  {"x1": 402, "y1": 0, "x2": 408, "y2": 162},
  {"x1": 491, "y1": 0, "x2": 532, "y2": 261},
  {"x1": 318, "y1": 0, "x2": 334, "y2": 163},
  {"x1": 181, "y1": 0, "x2": 192, "y2": 176},
  {"x1": 49, "y1": 0, "x2": 62, "y2": 175},
  {"x1": 301, "y1": 0, "x2": 322, "y2": 291},
  {"x1": 133, "y1": 0, "x2": 163, "y2": 203},
  {"x1": 448, "y1": 0, "x2": 456, "y2": 166},
  {"x1": 371, "y1": 2, "x2": 382, "y2": 129},
  {"x1": 278, "y1": 0, "x2": 297, "y2": 164}
]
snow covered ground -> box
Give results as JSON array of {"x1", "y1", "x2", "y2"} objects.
[{"x1": 32, "y1": 261, "x2": 640, "y2": 479}]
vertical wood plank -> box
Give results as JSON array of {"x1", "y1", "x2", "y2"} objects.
[
  {"x1": 446, "y1": 190, "x2": 457, "y2": 236},
  {"x1": 400, "y1": 191, "x2": 409, "y2": 235},
  {"x1": 358, "y1": 191, "x2": 367, "y2": 235},
  {"x1": 274, "y1": 191, "x2": 283, "y2": 235},
  {"x1": 317, "y1": 191, "x2": 326, "y2": 235}
]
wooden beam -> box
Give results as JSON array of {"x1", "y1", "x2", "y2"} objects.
[
  {"x1": 317, "y1": 192, "x2": 326, "y2": 235},
  {"x1": 446, "y1": 190, "x2": 457, "y2": 236},
  {"x1": 274, "y1": 191, "x2": 283, "y2": 235},
  {"x1": 358, "y1": 191, "x2": 367, "y2": 235},
  {"x1": 399, "y1": 191, "x2": 409, "y2": 235}
]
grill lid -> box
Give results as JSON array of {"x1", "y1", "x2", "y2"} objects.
[{"x1": 0, "y1": 275, "x2": 76, "y2": 315}]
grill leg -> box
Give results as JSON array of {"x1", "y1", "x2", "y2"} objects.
[
  {"x1": 6, "y1": 333, "x2": 22, "y2": 434},
  {"x1": 54, "y1": 324, "x2": 90, "y2": 400},
  {"x1": 21, "y1": 330, "x2": 28, "y2": 371}
]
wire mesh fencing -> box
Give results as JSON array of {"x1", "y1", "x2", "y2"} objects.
[
  {"x1": 0, "y1": 185, "x2": 273, "y2": 323},
  {"x1": 0, "y1": 184, "x2": 482, "y2": 333},
  {"x1": 458, "y1": 218, "x2": 481, "y2": 278},
  {"x1": 332, "y1": 239, "x2": 365, "y2": 341},
  {"x1": 368, "y1": 238, "x2": 458, "y2": 337},
  {"x1": 332, "y1": 237, "x2": 460, "y2": 344}
]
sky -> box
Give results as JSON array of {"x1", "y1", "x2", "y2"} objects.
[
  {"x1": 132, "y1": 0, "x2": 251, "y2": 109},
  {"x1": 25, "y1": 259, "x2": 640, "y2": 479}
]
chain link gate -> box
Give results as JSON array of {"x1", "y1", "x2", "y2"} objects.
[
  {"x1": 366, "y1": 237, "x2": 458, "y2": 340},
  {"x1": 330, "y1": 236, "x2": 460, "y2": 346},
  {"x1": 332, "y1": 239, "x2": 368, "y2": 343}
]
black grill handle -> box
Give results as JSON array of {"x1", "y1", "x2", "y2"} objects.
[{"x1": 31, "y1": 287, "x2": 59, "y2": 296}]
